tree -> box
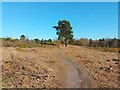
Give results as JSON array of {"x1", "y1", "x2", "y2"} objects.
[
  {"x1": 98, "y1": 38, "x2": 105, "y2": 47},
  {"x1": 48, "y1": 39, "x2": 52, "y2": 43},
  {"x1": 89, "y1": 39, "x2": 92, "y2": 47},
  {"x1": 53, "y1": 20, "x2": 73, "y2": 47},
  {"x1": 20, "y1": 35, "x2": 26, "y2": 42},
  {"x1": 34, "y1": 38, "x2": 40, "y2": 43}
]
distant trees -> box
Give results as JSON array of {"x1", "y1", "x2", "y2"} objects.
[
  {"x1": 71, "y1": 38, "x2": 119, "y2": 48},
  {"x1": 1, "y1": 34, "x2": 119, "y2": 49},
  {"x1": 72, "y1": 38, "x2": 90, "y2": 46},
  {"x1": 48, "y1": 39, "x2": 52, "y2": 43},
  {"x1": 91, "y1": 38, "x2": 119, "y2": 48},
  {"x1": 89, "y1": 39, "x2": 93, "y2": 47},
  {"x1": 34, "y1": 38, "x2": 40, "y2": 44},
  {"x1": 5, "y1": 37, "x2": 12, "y2": 41},
  {"x1": 53, "y1": 20, "x2": 73, "y2": 47},
  {"x1": 1, "y1": 35, "x2": 54, "y2": 48},
  {"x1": 79, "y1": 38, "x2": 89, "y2": 46},
  {"x1": 20, "y1": 35, "x2": 26, "y2": 41}
]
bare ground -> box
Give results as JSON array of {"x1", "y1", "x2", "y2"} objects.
[
  {"x1": 1, "y1": 45, "x2": 119, "y2": 88},
  {"x1": 57, "y1": 48, "x2": 94, "y2": 88}
]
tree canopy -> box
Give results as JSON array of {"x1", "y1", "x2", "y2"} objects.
[{"x1": 53, "y1": 20, "x2": 73, "y2": 46}]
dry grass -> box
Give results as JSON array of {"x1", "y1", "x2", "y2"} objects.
[
  {"x1": 2, "y1": 46, "x2": 119, "y2": 88},
  {"x1": 88, "y1": 47, "x2": 120, "y2": 53},
  {"x1": 2, "y1": 47, "x2": 65, "y2": 88},
  {"x1": 60, "y1": 45, "x2": 119, "y2": 88}
]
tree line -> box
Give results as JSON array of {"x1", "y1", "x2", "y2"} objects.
[
  {"x1": 1, "y1": 35, "x2": 119, "y2": 48},
  {"x1": 1, "y1": 35, "x2": 54, "y2": 48},
  {"x1": 72, "y1": 38, "x2": 120, "y2": 48}
]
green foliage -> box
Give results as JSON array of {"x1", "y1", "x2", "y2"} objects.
[
  {"x1": 53, "y1": 20, "x2": 73, "y2": 46},
  {"x1": 48, "y1": 39, "x2": 52, "y2": 43}
]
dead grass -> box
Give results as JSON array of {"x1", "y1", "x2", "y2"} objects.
[
  {"x1": 2, "y1": 46, "x2": 119, "y2": 88},
  {"x1": 88, "y1": 47, "x2": 120, "y2": 53},
  {"x1": 2, "y1": 47, "x2": 65, "y2": 88},
  {"x1": 60, "y1": 45, "x2": 119, "y2": 88}
]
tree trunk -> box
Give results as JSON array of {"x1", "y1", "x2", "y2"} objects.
[{"x1": 65, "y1": 39, "x2": 67, "y2": 47}]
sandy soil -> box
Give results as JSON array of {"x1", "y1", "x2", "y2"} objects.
[
  {"x1": 1, "y1": 45, "x2": 119, "y2": 88},
  {"x1": 57, "y1": 49, "x2": 93, "y2": 88}
]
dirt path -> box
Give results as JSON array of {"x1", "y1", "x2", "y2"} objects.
[{"x1": 57, "y1": 48, "x2": 94, "y2": 88}]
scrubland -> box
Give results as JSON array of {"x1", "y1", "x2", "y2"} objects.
[
  {"x1": 2, "y1": 46, "x2": 66, "y2": 88},
  {"x1": 1, "y1": 45, "x2": 119, "y2": 88},
  {"x1": 61, "y1": 45, "x2": 119, "y2": 88}
]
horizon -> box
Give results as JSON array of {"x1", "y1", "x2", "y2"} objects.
[
  {"x1": 0, "y1": 35, "x2": 119, "y2": 41},
  {"x1": 1, "y1": 2, "x2": 118, "y2": 40}
]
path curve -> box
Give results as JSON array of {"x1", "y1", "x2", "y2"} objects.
[{"x1": 57, "y1": 48, "x2": 94, "y2": 88}]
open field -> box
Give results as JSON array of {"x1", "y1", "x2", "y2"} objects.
[{"x1": 2, "y1": 45, "x2": 119, "y2": 88}]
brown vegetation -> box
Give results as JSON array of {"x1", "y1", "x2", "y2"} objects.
[
  {"x1": 60, "y1": 45, "x2": 119, "y2": 88},
  {"x1": 2, "y1": 47, "x2": 66, "y2": 88},
  {"x1": 2, "y1": 45, "x2": 119, "y2": 88}
]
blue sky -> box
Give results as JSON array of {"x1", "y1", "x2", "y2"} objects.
[{"x1": 2, "y1": 2, "x2": 118, "y2": 40}]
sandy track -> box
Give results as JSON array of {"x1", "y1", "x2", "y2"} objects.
[{"x1": 57, "y1": 48, "x2": 94, "y2": 88}]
